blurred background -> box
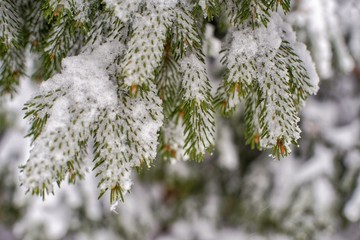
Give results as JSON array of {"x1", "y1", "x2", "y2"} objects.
[{"x1": 1, "y1": 0, "x2": 360, "y2": 239}]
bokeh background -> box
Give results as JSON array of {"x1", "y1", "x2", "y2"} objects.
[{"x1": 1, "y1": 0, "x2": 360, "y2": 239}]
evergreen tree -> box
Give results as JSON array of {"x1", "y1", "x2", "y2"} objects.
[
  {"x1": 1, "y1": 0, "x2": 360, "y2": 239},
  {"x1": 1, "y1": 1, "x2": 319, "y2": 207}
]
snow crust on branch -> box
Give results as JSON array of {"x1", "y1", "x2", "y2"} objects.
[
  {"x1": 20, "y1": 42, "x2": 164, "y2": 202},
  {"x1": 120, "y1": 11, "x2": 172, "y2": 86},
  {"x1": 218, "y1": 13, "x2": 319, "y2": 157}
]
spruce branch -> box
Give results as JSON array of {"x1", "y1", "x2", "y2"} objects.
[
  {"x1": 12, "y1": 0, "x2": 320, "y2": 206},
  {"x1": 155, "y1": 35, "x2": 182, "y2": 116},
  {"x1": 32, "y1": 0, "x2": 93, "y2": 80},
  {"x1": 171, "y1": 6, "x2": 202, "y2": 56},
  {"x1": 235, "y1": 0, "x2": 291, "y2": 27},
  {"x1": 195, "y1": 0, "x2": 218, "y2": 20},
  {"x1": 119, "y1": 8, "x2": 172, "y2": 88},
  {"x1": 94, "y1": 82, "x2": 163, "y2": 204},
  {"x1": 0, "y1": 0, "x2": 25, "y2": 94},
  {"x1": 180, "y1": 54, "x2": 215, "y2": 161},
  {"x1": 215, "y1": 14, "x2": 318, "y2": 157}
]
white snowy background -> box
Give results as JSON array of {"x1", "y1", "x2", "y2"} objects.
[{"x1": 1, "y1": 0, "x2": 360, "y2": 239}]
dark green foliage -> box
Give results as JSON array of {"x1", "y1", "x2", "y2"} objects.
[{"x1": 236, "y1": 0, "x2": 291, "y2": 27}]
